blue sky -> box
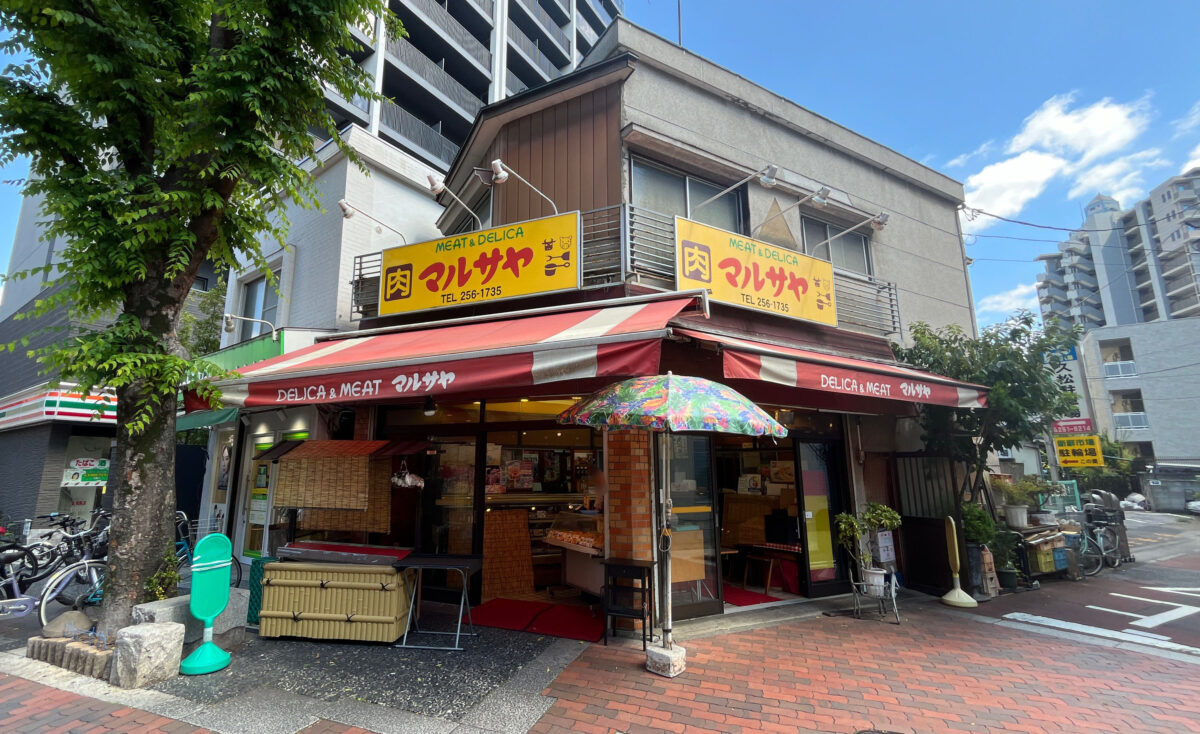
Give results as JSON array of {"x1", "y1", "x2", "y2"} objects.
[{"x1": 4, "y1": 2, "x2": 1200, "y2": 327}]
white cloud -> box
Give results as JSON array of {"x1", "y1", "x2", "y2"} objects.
[
  {"x1": 1007, "y1": 92, "x2": 1152, "y2": 168},
  {"x1": 1069, "y1": 149, "x2": 1171, "y2": 205},
  {"x1": 1184, "y1": 143, "x2": 1200, "y2": 174},
  {"x1": 1172, "y1": 101, "x2": 1200, "y2": 138},
  {"x1": 976, "y1": 283, "x2": 1039, "y2": 316},
  {"x1": 946, "y1": 140, "x2": 994, "y2": 169},
  {"x1": 962, "y1": 151, "x2": 1068, "y2": 234}
]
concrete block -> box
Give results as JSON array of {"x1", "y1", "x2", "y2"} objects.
[
  {"x1": 111, "y1": 622, "x2": 185, "y2": 689},
  {"x1": 132, "y1": 588, "x2": 248, "y2": 644},
  {"x1": 645, "y1": 644, "x2": 687, "y2": 678}
]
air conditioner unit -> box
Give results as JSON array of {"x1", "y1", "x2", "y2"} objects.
[{"x1": 997, "y1": 447, "x2": 1015, "y2": 460}]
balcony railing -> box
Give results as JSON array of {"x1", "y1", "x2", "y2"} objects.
[
  {"x1": 513, "y1": 0, "x2": 570, "y2": 54},
  {"x1": 1103, "y1": 360, "x2": 1137, "y2": 378},
  {"x1": 508, "y1": 20, "x2": 560, "y2": 80},
  {"x1": 349, "y1": 205, "x2": 903, "y2": 336},
  {"x1": 387, "y1": 36, "x2": 483, "y2": 119},
  {"x1": 407, "y1": 0, "x2": 491, "y2": 71},
  {"x1": 506, "y1": 70, "x2": 529, "y2": 96},
  {"x1": 1113, "y1": 412, "x2": 1149, "y2": 430},
  {"x1": 575, "y1": 10, "x2": 599, "y2": 47},
  {"x1": 379, "y1": 100, "x2": 460, "y2": 167}
]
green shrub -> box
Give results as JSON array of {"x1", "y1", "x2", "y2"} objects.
[{"x1": 962, "y1": 502, "x2": 996, "y2": 545}]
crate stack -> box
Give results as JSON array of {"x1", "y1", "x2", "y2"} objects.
[{"x1": 979, "y1": 546, "x2": 999, "y2": 597}]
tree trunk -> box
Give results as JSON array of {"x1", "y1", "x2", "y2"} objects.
[
  {"x1": 99, "y1": 275, "x2": 190, "y2": 635},
  {"x1": 100, "y1": 381, "x2": 179, "y2": 636}
]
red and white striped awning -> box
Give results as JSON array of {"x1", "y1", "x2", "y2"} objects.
[
  {"x1": 195, "y1": 298, "x2": 695, "y2": 409},
  {"x1": 675, "y1": 328, "x2": 988, "y2": 409}
]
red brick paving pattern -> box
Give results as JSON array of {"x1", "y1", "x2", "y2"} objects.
[
  {"x1": 0, "y1": 675, "x2": 380, "y2": 734},
  {"x1": 531, "y1": 605, "x2": 1200, "y2": 734}
]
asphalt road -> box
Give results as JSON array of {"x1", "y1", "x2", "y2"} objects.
[{"x1": 969, "y1": 510, "x2": 1200, "y2": 655}]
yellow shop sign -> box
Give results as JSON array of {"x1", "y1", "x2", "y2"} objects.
[
  {"x1": 1054, "y1": 434, "x2": 1104, "y2": 468},
  {"x1": 378, "y1": 212, "x2": 581, "y2": 315},
  {"x1": 674, "y1": 218, "x2": 836, "y2": 326}
]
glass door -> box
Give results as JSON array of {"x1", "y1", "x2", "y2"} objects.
[
  {"x1": 665, "y1": 435, "x2": 722, "y2": 619},
  {"x1": 239, "y1": 434, "x2": 276, "y2": 560},
  {"x1": 795, "y1": 440, "x2": 847, "y2": 596}
]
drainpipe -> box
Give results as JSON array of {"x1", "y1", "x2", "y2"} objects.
[{"x1": 368, "y1": 14, "x2": 387, "y2": 136}]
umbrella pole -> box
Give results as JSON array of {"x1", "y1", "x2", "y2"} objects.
[{"x1": 659, "y1": 432, "x2": 673, "y2": 649}]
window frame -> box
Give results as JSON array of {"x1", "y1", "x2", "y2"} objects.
[
  {"x1": 237, "y1": 265, "x2": 282, "y2": 343},
  {"x1": 800, "y1": 214, "x2": 874, "y2": 276},
  {"x1": 629, "y1": 156, "x2": 746, "y2": 234}
]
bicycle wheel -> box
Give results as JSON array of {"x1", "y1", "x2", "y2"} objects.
[
  {"x1": 1078, "y1": 536, "x2": 1104, "y2": 576},
  {"x1": 1097, "y1": 527, "x2": 1122, "y2": 569},
  {"x1": 38, "y1": 560, "x2": 106, "y2": 629},
  {"x1": 0, "y1": 543, "x2": 38, "y2": 597},
  {"x1": 230, "y1": 558, "x2": 243, "y2": 588}
]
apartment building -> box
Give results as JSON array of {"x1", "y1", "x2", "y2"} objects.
[
  {"x1": 1036, "y1": 169, "x2": 1200, "y2": 330},
  {"x1": 324, "y1": 0, "x2": 623, "y2": 170}
]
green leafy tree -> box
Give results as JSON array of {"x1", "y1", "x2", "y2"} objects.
[
  {"x1": 1, "y1": 1, "x2": 399, "y2": 633},
  {"x1": 177, "y1": 273, "x2": 226, "y2": 446},
  {"x1": 893, "y1": 312, "x2": 1080, "y2": 501}
]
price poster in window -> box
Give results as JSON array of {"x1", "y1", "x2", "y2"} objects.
[{"x1": 675, "y1": 217, "x2": 837, "y2": 326}]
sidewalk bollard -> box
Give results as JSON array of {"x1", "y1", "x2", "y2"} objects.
[
  {"x1": 940, "y1": 516, "x2": 977, "y2": 608},
  {"x1": 180, "y1": 533, "x2": 233, "y2": 675}
]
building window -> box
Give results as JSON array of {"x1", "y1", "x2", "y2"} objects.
[
  {"x1": 630, "y1": 157, "x2": 743, "y2": 233},
  {"x1": 239, "y1": 269, "x2": 280, "y2": 342},
  {"x1": 801, "y1": 216, "x2": 871, "y2": 275}
]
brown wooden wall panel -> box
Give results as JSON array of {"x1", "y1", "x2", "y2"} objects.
[{"x1": 491, "y1": 85, "x2": 622, "y2": 225}]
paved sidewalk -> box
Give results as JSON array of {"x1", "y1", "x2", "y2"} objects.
[{"x1": 531, "y1": 600, "x2": 1200, "y2": 734}]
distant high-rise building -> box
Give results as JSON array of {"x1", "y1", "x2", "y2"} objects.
[{"x1": 1036, "y1": 168, "x2": 1200, "y2": 330}]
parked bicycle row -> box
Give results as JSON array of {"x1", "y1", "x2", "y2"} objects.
[{"x1": 0, "y1": 509, "x2": 241, "y2": 629}]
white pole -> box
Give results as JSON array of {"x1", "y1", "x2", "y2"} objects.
[{"x1": 659, "y1": 433, "x2": 673, "y2": 649}]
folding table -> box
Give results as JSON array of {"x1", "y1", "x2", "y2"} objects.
[{"x1": 392, "y1": 554, "x2": 482, "y2": 651}]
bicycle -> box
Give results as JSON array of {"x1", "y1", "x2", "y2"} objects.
[
  {"x1": 174, "y1": 511, "x2": 242, "y2": 589},
  {"x1": 1076, "y1": 503, "x2": 1122, "y2": 577},
  {"x1": 19, "y1": 511, "x2": 110, "y2": 585},
  {"x1": 37, "y1": 558, "x2": 106, "y2": 628}
]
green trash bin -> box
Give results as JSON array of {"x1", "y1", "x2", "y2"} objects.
[{"x1": 247, "y1": 556, "x2": 278, "y2": 626}]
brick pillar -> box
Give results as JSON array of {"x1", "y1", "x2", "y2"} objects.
[
  {"x1": 606, "y1": 430, "x2": 654, "y2": 561},
  {"x1": 353, "y1": 406, "x2": 373, "y2": 440}
]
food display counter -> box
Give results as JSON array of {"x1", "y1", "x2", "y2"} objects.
[{"x1": 545, "y1": 511, "x2": 604, "y2": 595}]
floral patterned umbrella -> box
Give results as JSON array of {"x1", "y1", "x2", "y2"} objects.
[{"x1": 557, "y1": 373, "x2": 787, "y2": 437}]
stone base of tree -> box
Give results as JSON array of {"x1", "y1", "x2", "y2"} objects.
[
  {"x1": 132, "y1": 589, "x2": 249, "y2": 656},
  {"x1": 26, "y1": 636, "x2": 114, "y2": 680},
  {"x1": 111, "y1": 622, "x2": 185, "y2": 688}
]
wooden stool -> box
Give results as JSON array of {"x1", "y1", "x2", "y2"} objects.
[{"x1": 743, "y1": 555, "x2": 778, "y2": 594}]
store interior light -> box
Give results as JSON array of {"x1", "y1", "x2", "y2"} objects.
[{"x1": 423, "y1": 396, "x2": 437, "y2": 417}]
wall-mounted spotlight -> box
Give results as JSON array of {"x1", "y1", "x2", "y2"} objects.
[
  {"x1": 692, "y1": 164, "x2": 781, "y2": 214},
  {"x1": 751, "y1": 185, "x2": 832, "y2": 238},
  {"x1": 489, "y1": 159, "x2": 559, "y2": 215},
  {"x1": 337, "y1": 198, "x2": 407, "y2": 245},
  {"x1": 223, "y1": 313, "x2": 278, "y2": 341},
  {"x1": 427, "y1": 176, "x2": 483, "y2": 231},
  {"x1": 806, "y1": 211, "x2": 890, "y2": 252}
]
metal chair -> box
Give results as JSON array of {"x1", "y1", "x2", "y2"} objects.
[{"x1": 850, "y1": 567, "x2": 900, "y2": 624}]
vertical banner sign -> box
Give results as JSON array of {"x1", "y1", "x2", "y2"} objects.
[
  {"x1": 1054, "y1": 435, "x2": 1104, "y2": 468},
  {"x1": 675, "y1": 218, "x2": 837, "y2": 326},
  {"x1": 1043, "y1": 346, "x2": 1091, "y2": 423},
  {"x1": 378, "y1": 212, "x2": 581, "y2": 316}
]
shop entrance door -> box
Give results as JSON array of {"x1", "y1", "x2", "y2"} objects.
[
  {"x1": 794, "y1": 440, "x2": 848, "y2": 597},
  {"x1": 665, "y1": 435, "x2": 722, "y2": 619},
  {"x1": 238, "y1": 435, "x2": 277, "y2": 561}
]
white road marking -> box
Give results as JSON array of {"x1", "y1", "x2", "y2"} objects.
[
  {"x1": 1151, "y1": 553, "x2": 1185, "y2": 562},
  {"x1": 1106, "y1": 593, "x2": 1200, "y2": 629},
  {"x1": 1002, "y1": 612, "x2": 1200, "y2": 656},
  {"x1": 1147, "y1": 587, "x2": 1200, "y2": 598},
  {"x1": 1086, "y1": 605, "x2": 1142, "y2": 619}
]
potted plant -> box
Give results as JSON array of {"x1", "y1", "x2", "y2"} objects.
[
  {"x1": 991, "y1": 476, "x2": 1040, "y2": 528},
  {"x1": 835, "y1": 502, "x2": 902, "y2": 596},
  {"x1": 989, "y1": 529, "x2": 1019, "y2": 591},
  {"x1": 961, "y1": 501, "x2": 995, "y2": 591}
]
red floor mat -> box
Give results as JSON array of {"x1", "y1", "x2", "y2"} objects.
[
  {"x1": 468, "y1": 598, "x2": 553, "y2": 631},
  {"x1": 721, "y1": 583, "x2": 781, "y2": 607},
  {"x1": 525, "y1": 603, "x2": 605, "y2": 642}
]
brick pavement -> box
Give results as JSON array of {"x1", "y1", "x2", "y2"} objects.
[
  {"x1": 0, "y1": 675, "x2": 380, "y2": 734},
  {"x1": 530, "y1": 604, "x2": 1200, "y2": 734}
]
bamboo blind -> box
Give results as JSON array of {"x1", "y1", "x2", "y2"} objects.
[{"x1": 274, "y1": 440, "x2": 391, "y2": 510}]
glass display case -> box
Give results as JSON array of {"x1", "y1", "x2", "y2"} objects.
[{"x1": 545, "y1": 511, "x2": 604, "y2": 555}]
